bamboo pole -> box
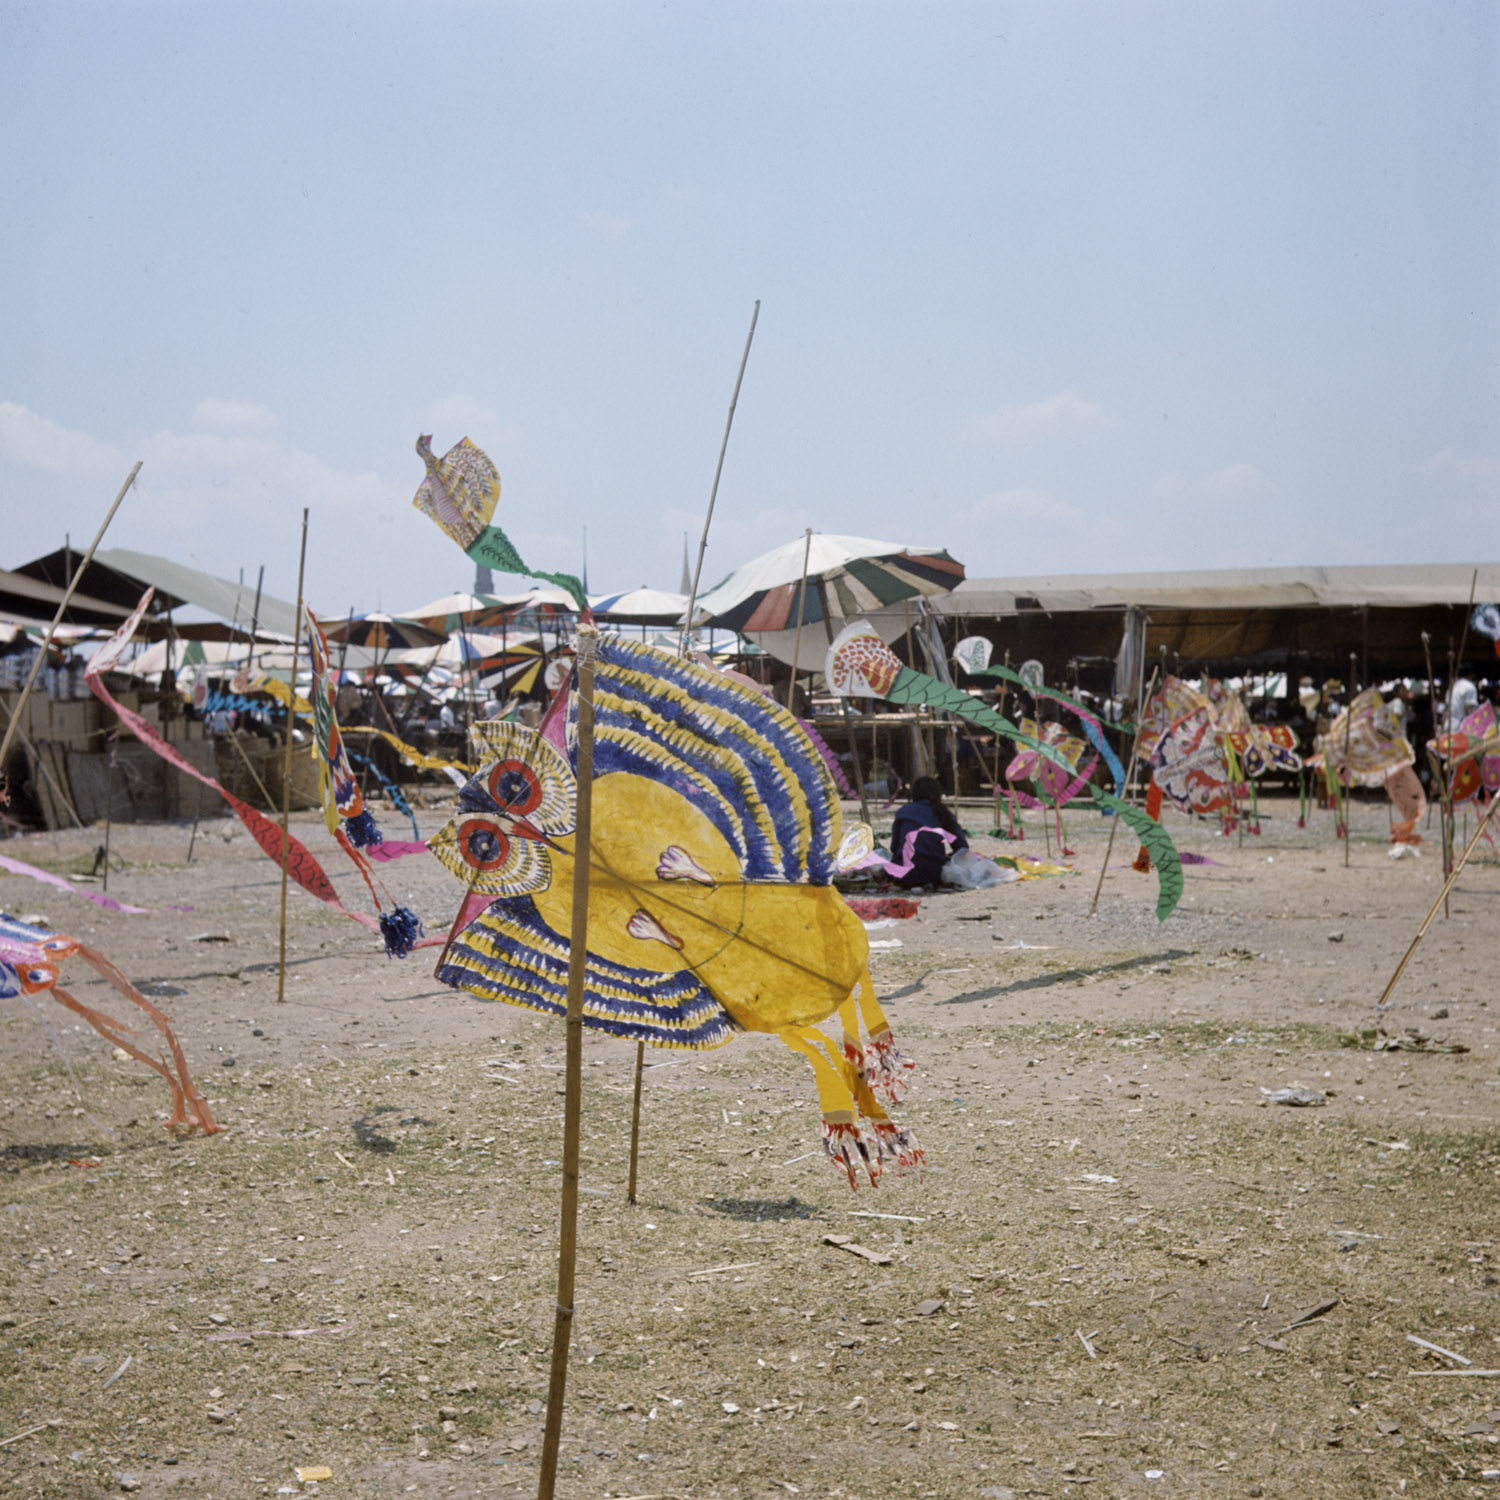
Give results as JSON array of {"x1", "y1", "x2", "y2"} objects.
[
  {"x1": 785, "y1": 528, "x2": 814, "y2": 712},
  {"x1": 1377, "y1": 794, "x2": 1498, "y2": 1009},
  {"x1": 1343, "y1": 654, "x2": 1355, "y2": 868},
  {"x1": 277, "y1": 510, "x2": 310, "y2": 1005},
  {"x1": 101, "y1": 736, "x2": 116, "y2": 892},
  {"x1": 626, "y1": 1039, "x2": 645, "y2": 1205},
  {"x1": 816, "y1": 580, "x2": 872, "y2": 825},
  {"x1": 1089, "y1": 667, "x2": 1161, "y2": 916},
  {"x1": 681, "y1": 302, "x2": 760, "y2": 653},
  {"x1": 1421, "y1": 630, "x2": 1455, "y2": 913},
  {"x1": 536, "y1": 624, "x2": 599, "y2": 1500},
  {"x1": 0, "y1": 462, "x2": 141, "y2": 771}
]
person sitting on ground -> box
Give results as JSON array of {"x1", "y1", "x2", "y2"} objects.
[{"x1": 888, "y1": 776, "x2": 968, "y2": 888}]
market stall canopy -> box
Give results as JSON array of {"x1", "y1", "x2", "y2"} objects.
[
  {"x1": 688, "y1": 533, "x2": 964, "y2": 670},
  {"x1": 0, "y1": 566, "x2": 133, "y2": 627},
  {"x1": 398, "y1": 586, "x2": 576, "y2": 631},
  {"x1": 9, "y1": 548, "x2": 187, "y2": 616},
  {"x1": 96, "y1": 548, "x2": 301, "y2": 637},
  {"x1": 690, "y1": 534, "x2": 964, "y2": 633},
  {"x1": 321, "y1": 612, "x2": 447, "y2": 650},
  {"x1": 589, "y1": 586, "x2": 690, "y2": 625},
  {"x1": 931, "y1": 562, "x2": 1500, "y2": 617}
]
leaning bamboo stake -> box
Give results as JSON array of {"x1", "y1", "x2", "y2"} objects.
[
  {"x1": 537, "y1": 623, "x2": 599, "y2": 1500},
  {"x1": 0, "y1": 462, "x2": 141, "y2": 772},
  {"x1": 1089, "y1": 666, "x2": 1160, "y2": 916},
  {"x1": 681, "y1": 299, "x2": 760, "y2": 653},
  {"x1": 276, "y1": 510, "x2": 310, "y2": 1005},
  {"x1": 1377, "y1": 794, "x2": 1498, "y2": 1010}
]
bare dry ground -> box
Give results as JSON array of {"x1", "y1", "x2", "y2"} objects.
[{"x1": 1, "y1": 792, "x2": 1497, "y2": 1500}]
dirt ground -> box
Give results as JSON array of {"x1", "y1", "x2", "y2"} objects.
[{"x1": 1, "y1": 789, "x2": 1497, "y2": 1500}]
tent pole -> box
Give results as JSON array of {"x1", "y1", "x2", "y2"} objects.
[{"x1": 277, "y1": 510, "x2": 310, "y2": 1005}]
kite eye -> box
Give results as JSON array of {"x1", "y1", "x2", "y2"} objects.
[
  {"x1": 487, "y1": 759, "x2": 543, "y2": 815},
  {"x1": 19, "y1": 963, "x2": 57, "y2": 994},
  {"x1": 457, "y1": 818, "x2": 511, "y2": 872}
]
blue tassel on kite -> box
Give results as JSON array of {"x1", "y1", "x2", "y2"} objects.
[
  {"x1": 345, "y1": 809, "x2": 384, "y2": 849},
  {"x1": 380, "y1": 905, "x2": 423, "y2": 959}
]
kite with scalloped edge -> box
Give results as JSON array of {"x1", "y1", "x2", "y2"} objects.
[
  {"x1": 429, "y1": 635, "x2": 921, "y2": 1189},
  {"x1": 0, "y1": 912, "x2": 218, "y2": 1136},
  {"x1": 824, "y1": 621, "x2": 1184, "y2": 920}
]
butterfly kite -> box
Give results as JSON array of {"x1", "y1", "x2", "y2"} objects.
[{"x1": 1315, "y1": 687, "x2": 1426, "y2": 844}]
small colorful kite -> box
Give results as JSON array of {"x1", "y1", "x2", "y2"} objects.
[
  {"x1": 429, "y1": 636, "x2": 921, "y2": 1188},
  {"x1": 1138, "y1": 678, "x2": 1232, "y2": 816},
  {"x1": 0, "y1": 912, "x2": 218, "y2": 1136}
]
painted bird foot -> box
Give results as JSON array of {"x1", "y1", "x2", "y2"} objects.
[{"x1": 822, "y1": 1116, "x2": 880, "y2": 1190}]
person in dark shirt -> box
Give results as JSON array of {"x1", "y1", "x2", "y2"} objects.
[{"x1": 888, "y1": 776, "x2": 968, "y2": 888}]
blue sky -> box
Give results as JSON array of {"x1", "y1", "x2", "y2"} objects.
[{"x1": 3, "y1": 1, "x2": 1496, "y2": 618}]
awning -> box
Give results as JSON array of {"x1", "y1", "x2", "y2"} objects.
[{"x1": 96, "y1": 548, "x2": 301, "y2": 637}]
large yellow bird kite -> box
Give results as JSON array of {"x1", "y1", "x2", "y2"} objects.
[{"x1": 428, "y1": 637, "x2": 921, "y2": 1188}]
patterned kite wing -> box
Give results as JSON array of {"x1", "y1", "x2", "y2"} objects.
[
  {"x1": 1316, "y1": 688, "x2": 1415, "y2": 787},
  {"x1": 1148, "y1": 704, "x2": 1231, "y2": 814}
]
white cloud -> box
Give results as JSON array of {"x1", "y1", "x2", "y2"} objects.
[
  {"x1": 0, "y1": 401, "x2": 122, "y2": 475},
  {"x1": 1423, "y1": 447, "x2": 1500, "y2": 483},
  {"x1": 426, "y1": 394, "x2": 499, "y2": 436},
  {"x1": 959, "y1": 486, "x2": 1082, "y2": 525},
  {"x1": 965, "y1": 391, "x2": 1110, "y2": 445},
  {"x1": 583, "y1": 209, "x2": 630, "y2": 239},
  {"x1": 192, "y1": 398, "x2": 278, "y2": 435}
]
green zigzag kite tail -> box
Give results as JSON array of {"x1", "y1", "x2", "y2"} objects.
[
  {"x1": 1086, "y1": 788, "x2": 1183, "y2": 921},
  {"x1": 464, "y1": 526, "x2": 587, "y2": 613},
  {"x1": 883, "y1": 664, "x2": 1182, "y2": 921}
]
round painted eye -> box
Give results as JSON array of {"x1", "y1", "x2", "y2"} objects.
[
  {"x1": 458, "y1": 819, "x2": 511, "y2": 872},
  {"x1": 20, "y1": 963, "x2": 57, "y2": 994},
  {"x1": 487, "y1": 759, "x2": 542, "y2": 815}
]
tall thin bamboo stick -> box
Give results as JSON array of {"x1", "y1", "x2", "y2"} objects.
[
  {"x1": 0, "y1": 462, "x2": 141, "y2": 771},
  {"x1": 276, "y1": 510, "x2": 310, "y2": 1005},
  {"x1": 1377, "y1": 794, "x2": 1497, "y2": 1009},
  {"x1": 681, "y1": 302, "x2": 760, "y2": 652},
  {"x1": 536, "y1": 624, "x2": 599, "y2": 1500}
]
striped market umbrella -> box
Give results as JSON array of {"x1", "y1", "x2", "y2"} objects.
[
  {"x1": 688, "y1": 533, "x2": 964, "y2": 635},
  {"x1": 321, "y1": 612, "x2": 447, "y2": 650}
]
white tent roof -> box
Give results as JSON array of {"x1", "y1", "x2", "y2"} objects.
[{"x1": 932, "y1": 562, "x2": 1500, "y2": 616}]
